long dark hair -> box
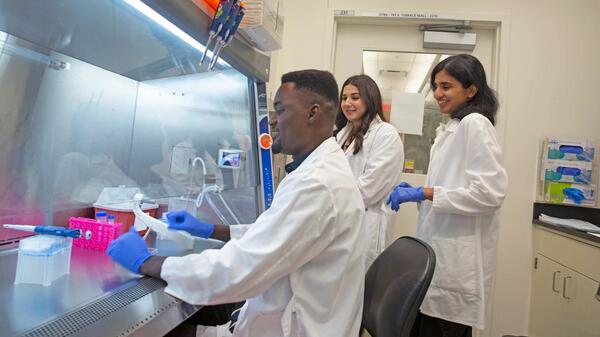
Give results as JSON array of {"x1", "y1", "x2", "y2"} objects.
[
  {"x1": 431, "y1": 54, "x2": 498, "y2": 125},
  {"x1": 334, "y1": 75, "x2": 386, "y2": 154}
]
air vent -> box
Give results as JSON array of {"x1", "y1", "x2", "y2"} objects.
[{"x1": 19, "y1": 278, "x2": 167, "y2": 337}]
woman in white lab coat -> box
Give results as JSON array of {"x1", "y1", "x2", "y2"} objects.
[
  {"x1": 335, "y1": 75, "x2": 404, "y2": 268},
  {"x1": 387, "y1": 54, "x2": 508, "y2": 337}
]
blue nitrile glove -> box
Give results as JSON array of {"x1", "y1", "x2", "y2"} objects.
[
  {"x1": 563, "y1": 188, "x2": 585, "y2": 204},
  {"x1": 106, "y1": 227, "x2": 152, "y2": 274},
  {"x1": 166, "y1": 210, "x2": 215, "y2": 238},
  {"x1": 560, "y1": 145, "x2": 583, "y2": 154},
  {"x1": 389, "y1": 182, "x2": 413, "y2": 203},
  {"x1": 386, "y1": 184, "x2": 426, "y2": 212}
]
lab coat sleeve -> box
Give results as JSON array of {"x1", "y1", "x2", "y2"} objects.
[
  {"x1": 160, "y1": 173, "x2": 339, "y2": 305},
  {"x1": 433, "y1": 116, "x2": 508, "y2": 216},
  {"x1": 358, "y1": 125, "x2": 404, "y2": 207},
  {"x1": 229, "y1": 224, "x2": 250, "y2": 240}
]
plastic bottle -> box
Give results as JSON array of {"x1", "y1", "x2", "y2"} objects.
[
  {"x1": 107, "y1": 215, "x2": 115, "y2": 224},
  {"x1": 95, "y1": 211, "x2": 108, "y2": 223}
]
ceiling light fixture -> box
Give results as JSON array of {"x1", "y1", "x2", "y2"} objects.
[{"x1": 122, "y1": 0, "x2": 230, "y2": 68}]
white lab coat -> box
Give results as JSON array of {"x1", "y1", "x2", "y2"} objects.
[
  {"x1": 416, "y1": 113, "x2": 508, "y2": 329},
  {"x1": 336, "y1": 116, "x2": 404, "y2": 267},
  {"x1": 161, "y1": 138, "x2": 367, "y2": 337}
]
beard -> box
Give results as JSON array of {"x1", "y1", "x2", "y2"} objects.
[{"x1": 271, "y1": 139, "x2": 282, "y2": 154}]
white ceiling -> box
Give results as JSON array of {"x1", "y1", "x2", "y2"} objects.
[{"x1": 363, "y1": 51, "x2": 449, "y2": 108}]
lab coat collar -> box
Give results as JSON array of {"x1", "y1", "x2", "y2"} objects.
[
  {"x1": 338, "y1": 114, "x2": 383, "y2": 140},
  {"x1": 366, "y1": 115, "x2": 383, "y2": 134},
  {"x1": 285, "y1": 151, "x2": 312, "y2": 173},
  {"x1": 289, "y1": 138, "x2": 338, "y2": 174},
  {"x1": 436, "y1": 118, "x2": 459, "y2": 137},
  {"x1": 372, "y1": 114, "x2": 383, "y2": 125},
  {"x1": 446, "y1": 118, "x2": 460, "y2": 132}
]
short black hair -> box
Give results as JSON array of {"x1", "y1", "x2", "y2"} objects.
[
  {"x1": 281, "y1": 69, "x2": 339, "y2": 108},
  {"x1": 431, "y1": 54, "x2": 498, "y2": 125}
]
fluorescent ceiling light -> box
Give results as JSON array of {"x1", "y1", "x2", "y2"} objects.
[
  {"x1": 122, "y1": 0, "x2": 230, "y2": 68},
  {"x1": 404, "y1": 54, "x2": 436, "y2": 93}
]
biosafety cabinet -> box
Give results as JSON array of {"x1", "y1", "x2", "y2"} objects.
[
  {"x1": 0, "y1": 0, "x2": 275, "y2": 244},
  {"x1": 0, "y1": 0, "x2": 276, "y2": 336}
]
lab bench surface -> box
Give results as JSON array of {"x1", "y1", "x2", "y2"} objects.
[
  {"x1": 532, "y1": 219, "x2": 600, "y2": 245},
  {"x1": 0, "y1": 245, "x2": 203, "y2": 337},
  {"x1": 532, "y1": 201, "x2": 600, "y2": 245}
]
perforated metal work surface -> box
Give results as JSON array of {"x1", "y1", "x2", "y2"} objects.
[{"x1": 19, "y1": 277, "x2": 168, "y2": 337}]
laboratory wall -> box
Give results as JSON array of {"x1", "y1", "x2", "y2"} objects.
[{"x1": 268, "y1": 0, "x2": 600, "y2": 336}]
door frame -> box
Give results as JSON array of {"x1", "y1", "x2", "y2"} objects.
[{"x1": 320, "y1": 9, "x2": 511, "y2": 336}]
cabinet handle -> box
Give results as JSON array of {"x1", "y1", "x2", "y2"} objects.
[
  {"x1": 562, "y1": 276, "x2": 572, "y2": 300},
  {"x1": 552, "y1": 271, "x2": 561, "y2": 293}
]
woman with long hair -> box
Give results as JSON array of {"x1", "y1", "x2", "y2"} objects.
[{"x1": 335, "y1": 74, "x2": 404, "y2": 268}]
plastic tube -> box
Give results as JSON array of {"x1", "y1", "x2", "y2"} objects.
[
  {"x1": 131, "y1": 194, "x2": 195, "y2": 250},
  {"x1": 95, "y1": 211, "x2": 107, "y2": 222}
]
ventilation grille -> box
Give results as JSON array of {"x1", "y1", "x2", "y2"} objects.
[{"x1": 20, "y1": 277, "x2": 169, "y2": 337}]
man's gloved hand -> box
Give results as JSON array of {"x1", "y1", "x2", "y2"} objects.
[
  {"x1": 166, "y1": 210, "x2": 214, "y2": 238},
  {"x1": 386, "y1": 183, "x2": 426, "y2": 212},
  {"x1": 563, "y1": 188, "x2": 585, "y2": 204},
  {"x1": 106, "y1": 227, "x2": 152, "y2": 274}
]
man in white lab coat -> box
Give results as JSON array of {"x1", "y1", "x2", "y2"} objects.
[{"x1": 107, "y1": 69, "x2": 367, "y2": 337}]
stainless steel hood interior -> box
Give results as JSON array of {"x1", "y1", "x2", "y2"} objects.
[{"x1": 0, "y1": 0, "x2": 267, "y2": 244}]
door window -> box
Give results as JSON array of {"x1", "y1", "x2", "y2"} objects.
[{"x1": 363, "y1": 51, "x2": 451, "y2": 174}]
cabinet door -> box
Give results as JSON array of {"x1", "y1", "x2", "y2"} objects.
[
  {"x1": 562, "y1": 269, "x2": 600, "y2": 337},
  {"x1": 530, "y1": 254, "x2": 567, "y2": 337}
]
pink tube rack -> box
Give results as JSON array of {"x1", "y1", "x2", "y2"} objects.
[{"x1": 69, "y1": 217, "x2": 123, "y2": 251}]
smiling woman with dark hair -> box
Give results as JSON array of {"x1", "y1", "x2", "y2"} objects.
[
  {"x1": 430, "y1": 54, "x2": 498, "y2": 125},
  {"x1": 387, "y1": 54, "x2": 508, "y2": 337},
  {"x1": 334, "y1": 74, "x2": 404, "y2": 268}
]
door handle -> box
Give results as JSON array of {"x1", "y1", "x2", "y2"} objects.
[
  {"x1": 552, "y1": 271, "x2": 561, "y2": 293},
  {"x1": 562, "y1": 276, "x2": 572, "y2": 300}
]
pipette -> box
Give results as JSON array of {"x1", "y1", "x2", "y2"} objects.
[
  {"x1": 208, "y1": 2, "x2": 245, "y2": 71},
  {"x1": 3, "y1": 224, "x2": 84, "y2": 239},
  {"x1": 200, "y1": 0, "x2": 237, "y2": 66}
]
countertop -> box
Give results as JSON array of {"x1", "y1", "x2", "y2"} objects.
[
  {"x1": 532, "y1": 202, "x2": 600, "y2": 245},
  {"x1": 533, "y1": 219, "x2": 600, "y2": 246},
  {"x1": 0, "y1": 237, "x2": 222, "y2": 337}
]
